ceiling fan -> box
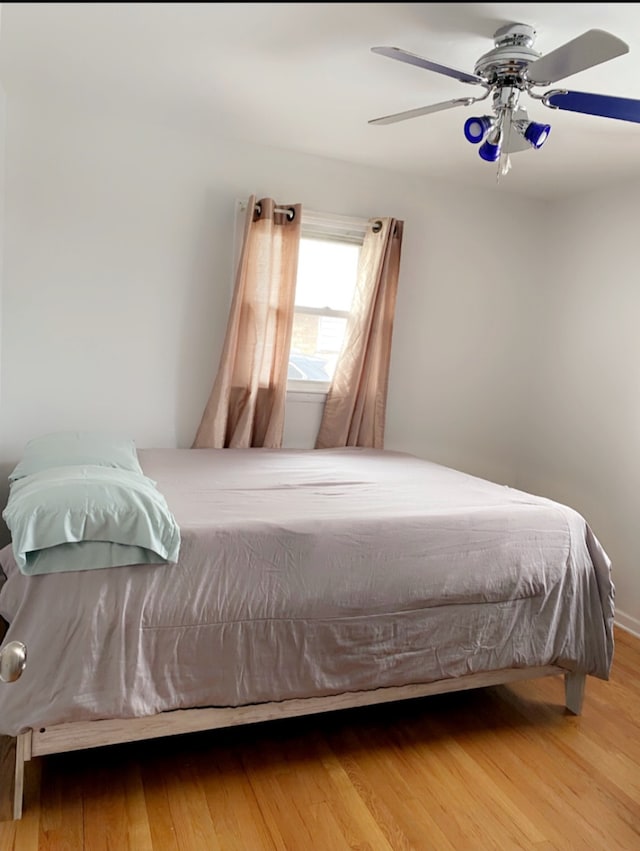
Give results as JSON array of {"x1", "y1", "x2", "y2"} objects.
[{"x1": 369, "y1": 23, "x2": 640, "y2": 176}]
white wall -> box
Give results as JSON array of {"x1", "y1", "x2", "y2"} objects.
[
  {"x1": 516, "y1": 183, "x2": 640, "y2": 633},
  {"x1": 0, "y1": 99, "x2": 538, "y2": 482}
]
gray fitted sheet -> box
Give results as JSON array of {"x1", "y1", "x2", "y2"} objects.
[{"x1": 0, "y1": 448, "x2": 614, "y2": 737}]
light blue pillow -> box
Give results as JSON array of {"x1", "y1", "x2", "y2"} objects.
[
  {"x1": 9, "y1": 431, "x2": 144, "y2": 482},
  {"x1": 22, "y1": 541, "x2": 170, "y2": 576},
  {"x1": 3, "y1": 465, "x2": 181, "y2": 575}
]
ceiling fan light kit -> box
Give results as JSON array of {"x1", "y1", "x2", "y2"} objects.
[
  {"x1": 463, "y1": 112, "x2": 550, "y2": 152},
  {"x1": 370, "y1": 23, "x2": 640, "y2": 179}
]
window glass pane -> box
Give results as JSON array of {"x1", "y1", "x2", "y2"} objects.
[
  {"x1": 295, "y1": 238, "x2": 360, "y2": 311},
  {"x1": 290, "y1": 313, "x2": 347, "y2": 380}
]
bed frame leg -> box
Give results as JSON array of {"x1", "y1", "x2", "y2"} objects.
[
  {"x1": 564, "y1": 672, "x2": 586, "y2": 715},
  {"x1": 0, "y1": 733, "x2": 27, "y2": 821}
]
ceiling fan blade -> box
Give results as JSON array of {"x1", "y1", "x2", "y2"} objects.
[
  {"x1": 526, "y1": 29, "x2": 628, "y2": 85},
  {"x1": 369, "y1": 97, "x2": 474, "y2": 126},
  {"x1": 545, "y1": 90, "x2": 640, "y2": 123},
  {"x1": 371, "y1": 46, "x2": 485, "y2": 85}
]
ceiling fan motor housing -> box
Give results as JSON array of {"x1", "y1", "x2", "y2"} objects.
[{"x1": 474, "y1": 23, "x2": 541, "y2": 86}]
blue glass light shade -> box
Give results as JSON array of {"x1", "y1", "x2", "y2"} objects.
[
  {"x1": 478, "y1": 139, "x2": 501, "y2": 162},
  {"x1": 463, "y1": 116, "x2": 494, "y2": 144},
  {"x1": 523, "y1": 121, "x2": 551, "y2": 149}
]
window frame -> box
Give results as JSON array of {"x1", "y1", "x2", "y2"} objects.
[{"x1": 287, "y1": 209, "x2": 368, "y2": 395}]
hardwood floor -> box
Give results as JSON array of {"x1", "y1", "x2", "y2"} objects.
[{"x1": 1, "y1": 627, "x2": 638, "y2": 850}]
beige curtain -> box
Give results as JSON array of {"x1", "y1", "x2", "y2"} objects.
[
  {"x1": 192, "y1": 195, "x2": 301, "y2": 449},
  {"x1": 316, "y1": 216, "x2": 404, "y2": 450}
]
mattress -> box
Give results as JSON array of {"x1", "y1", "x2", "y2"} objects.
[{"x1": 0, "y1": 447, "x2": 614, "y2": 737}]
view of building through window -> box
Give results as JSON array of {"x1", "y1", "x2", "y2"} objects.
[{"x1": 289, "y1": 237, "x2": 361, "y2": 383}]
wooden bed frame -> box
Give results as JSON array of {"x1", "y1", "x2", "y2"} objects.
[{"x1": 0, "y1": 613, "x2": 585, "y2": 822}]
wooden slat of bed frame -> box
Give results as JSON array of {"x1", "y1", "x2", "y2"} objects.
[{"x1": 30, "y1": 665, "x2": 569, "y2": 758}]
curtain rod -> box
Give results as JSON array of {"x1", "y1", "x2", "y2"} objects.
[
  {"x1": 237, "y1": 199, "x2": 371, "y2": 231},
  {"x1": 238, "y1": 200, "x2": 289, "y2": 213},
  {"x1": 237, "y1": 200, "x2": 295, "y2": 220},
  {"x1": 254, "y1": 204, "x2": 292, "y2": 215},
  {"x1": 255, "y1": 201, "x2": 295, "y2": 221}
]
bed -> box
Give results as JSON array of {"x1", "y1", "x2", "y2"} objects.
[{"x1": 0, "y1": 444, "x2": 615, "y2": 820}]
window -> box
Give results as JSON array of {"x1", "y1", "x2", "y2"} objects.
[
  {"x1": 288, "y1": 210, "x2": 368, "y2": 392},
  {"x1": 232, "y1": 202, "x2": 369, "y2": 394}
]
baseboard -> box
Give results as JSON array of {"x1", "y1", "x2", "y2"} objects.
[{"x1": 615, "y1": 610, "x2": 640, "y2": 639}]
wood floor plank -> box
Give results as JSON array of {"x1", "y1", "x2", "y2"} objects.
[
  {"x1": 432, "y1": 715, "x2": 581, "y2": 849},
  {"x1": 138, "y1": 754, "x2": 181, "y2": 851},
  {"x1": 318, "y1": 745, "x2": 404, "y2": 851},
  {"x1": 38, "y1": 754, "x2": 84, "y2": 850},
  {"x1": 475, "y1": 687, "x2": 640, "y2": 849},
  {"x1": 433, "y1": 731, "x2": 549, "y2": 846},
  {"x1": 122, "y1": 763, "x2": 154, "y2": 851},
  {"x1": 83, "y1": 761, "x2": 131, "y2": 851},
  {"x1": 0, "y1": 822, "x2": 15, "y2": 851},
  {"x1": 240, "y1": 737, "x2": 318, "y2": 851},
  {"x1": 328, "y1": 728, "x2": 456, "y2": 850},
  {"x1": 162, "y1": 754, "x2": 222, "y2": 851},
  {"x1": 0, "y1": 626, "x2": 638, "y2": 850},
  {"x1": 196, "y1": 747, "x2": 277, "y2": 851}
]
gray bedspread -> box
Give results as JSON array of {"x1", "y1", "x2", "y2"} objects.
[{"x1": 0, "y1": 448, "x2": 614, "y2": 737}]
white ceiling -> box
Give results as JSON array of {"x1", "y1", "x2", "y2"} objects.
[{"x1": 2, "y1": 2, "x2": 640, "y2": 201}]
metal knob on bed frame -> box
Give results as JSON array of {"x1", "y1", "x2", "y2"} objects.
[{"x1": 0, "y1": 641, "x2": 27, "y2": 683}]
